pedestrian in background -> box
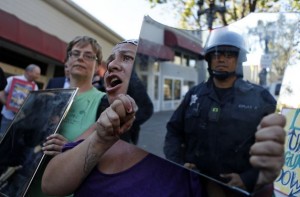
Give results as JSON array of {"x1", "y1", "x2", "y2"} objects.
[
  {"x1": 27, "y1": 35, "x2": 106, "y2": 196},
  {"x1": 46, "y1": 64, "x2": 70, "y2": 89},
  {"x1": 0, "y1": 64, "x2": 40, "y2": 137}
]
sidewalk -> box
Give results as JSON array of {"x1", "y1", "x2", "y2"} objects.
[{"x1": 137, "y1": 110, "x2": 174, "y2": 158}]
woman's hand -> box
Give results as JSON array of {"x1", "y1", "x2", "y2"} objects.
[
  {"x1": 250, "y1": 113, "x2": 286, "y2": 188},
  {"x1": 95, "y1": 94, "x2": 137, "y2": 144},
  {"x1": 42, "y1": 133, "x2": 68, "y2": 156}
]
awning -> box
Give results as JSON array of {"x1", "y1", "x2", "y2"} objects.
[
  {"x1": 164, "y1": 29, "x2": 204, "y2": 55},
  {"x1": 0, "y1": 9, "x2": 67, "y2": 63},
  {"x1": 137, "y1": 38, "x2": 174, "y2": 61}
]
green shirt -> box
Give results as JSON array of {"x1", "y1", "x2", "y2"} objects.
[
  {"x1": 27, "y1": 87, "x2": 105, "y2": 197},
  {"x1": 59, "y1": 87, "x2": 105, "y2": 141}
]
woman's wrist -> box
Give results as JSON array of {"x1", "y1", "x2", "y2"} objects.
[{"x1": 94, "y1": 121, "x2": 118, "y2": 146}]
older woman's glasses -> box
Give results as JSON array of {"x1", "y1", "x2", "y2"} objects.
[{"x1": 68, "y1": 50, "x2": 98, "y2": 61}]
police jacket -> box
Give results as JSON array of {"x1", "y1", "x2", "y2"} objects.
[{"x1": 164, "y1": 78, "x2": 276, "y2": 191}]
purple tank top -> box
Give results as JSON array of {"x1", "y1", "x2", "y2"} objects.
[{"x1": 74, "y1": 153, "x2": 203, "y2": 197}]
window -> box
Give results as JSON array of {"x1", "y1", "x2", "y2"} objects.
[
  {"x1": 154, "y1": 76, "x2": 159, "y2": 100},
  {"x1": 164, "y1": 79, "x2": 172, "y2": 100},
  {"x1": 189, "y1": 58, "x2": 196, "y2": 67},
  {"x1": 173, "y1": 51, "x2": 198, "y2": 67},
  {"x1": 138, "y1": 55, "x2": 148, "y2": 71},
  {"x1": 140, "y1": 75, "x2": 148, "y2": 91},
  {"x1": 164, "y1": 78, "x2": 183, "y2": 100},
  {"x1": 183, "y1": 80, "x2": 195, "y2": 97},
  {"x1": 182, "y1": 55, "x2": 188, "y2": 66},
  {"x1": 184, "y1": 80, "x2": 195, "y2": 89},
  {"x1": 174, "y1": 80, "x2": 181, "y2": 100},
  {"x1": 174, "y1": 53, "x2": 181, "y2": 65},
  {"x1": 154, "y1": 62, "x2": 160, "y2": 72}
]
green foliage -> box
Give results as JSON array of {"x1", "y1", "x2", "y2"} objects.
[
  {"x1": 244, "y1": 13, "x2": 298, "y2": 81},
  {"x1": 147, "y1": 0, "x2": 300, "y2": 29},
  {"x1": 147, "y1": 0, "x2": 300, "y2": 84}
]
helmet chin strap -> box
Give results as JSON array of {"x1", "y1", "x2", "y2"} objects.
[{"x1": 209, "y1": 69, "x2": 236, "y2": 80}]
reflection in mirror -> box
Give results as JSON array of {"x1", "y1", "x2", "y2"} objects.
[
  {"x1": 147, "y1": 1, "x2": 298, "y2": 31},
  {"x1": 274, "y1": 25, "x2": 300, "y2": 195},
  {"x1": 134, "y1": 13, "x2": 299, "y2": 196},
  {"x1": 0, "y1": 89, "x2": 77, "y2": 197}
]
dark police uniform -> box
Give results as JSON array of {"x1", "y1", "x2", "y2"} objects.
[{"x1": 164, "y1": 77, "x2": 276, "y2": 191}]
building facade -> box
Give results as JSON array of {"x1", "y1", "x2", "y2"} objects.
[
  {"x1": 135, "y1": 16, "x2": 207, "y2": 112},
  {"x1": 0, "y1": 1, "x2": 208, "y2": 112},
  {"x1": 0, "y1": 0, "x2": 123, "y2": 89}
]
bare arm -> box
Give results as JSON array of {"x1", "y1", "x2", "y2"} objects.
[
  {"x1": 0, "y1": 90, "x2": 6, "y2": 105},
  {"x1": 42, "y1": 97, "x2": 136, "y2": 196}
]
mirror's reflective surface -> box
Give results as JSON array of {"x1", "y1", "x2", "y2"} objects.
[
  {"x1": 133, "y1": 12, "x2": 300, "y2": 196},
  {"x1": 274, "y1": 22, "x2": 300, "y2": 196},
  {"x1": 147, "y1": 1, "x2": 300, "y2": 31},
  {"x1": 0, "y1": 89, "x2": 77, "y2": 197},
  {"x1": 0, "y1": 8, "x2": 299, "y2": 196}
]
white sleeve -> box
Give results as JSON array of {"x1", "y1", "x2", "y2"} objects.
[{"x1": 4, "y1": 76, "x2": 13, "y2": 92}]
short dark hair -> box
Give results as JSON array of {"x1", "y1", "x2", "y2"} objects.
[{"x1": 65, "y1": 36, "x2": 102, "y2": 64}]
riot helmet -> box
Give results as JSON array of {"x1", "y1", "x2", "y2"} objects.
[{"x1": 204, "y1": 28, "x2": 248, "y2": 80}]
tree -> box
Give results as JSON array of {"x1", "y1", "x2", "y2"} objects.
[{"x1": 148, "y1": 0, "x2": 300, "y2": 30}]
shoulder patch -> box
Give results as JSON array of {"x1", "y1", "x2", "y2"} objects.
[{"x1": 190, "y1": 94, "x2": 198, "y2": 106}]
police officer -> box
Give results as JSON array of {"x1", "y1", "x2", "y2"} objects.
[{"x1": 164, "y1": 28, "x2": 276, "y2": 192}]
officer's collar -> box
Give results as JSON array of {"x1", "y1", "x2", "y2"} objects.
[
  {"x1": 233, "y1": 78, "x2": 253, "y2": 92},
  {"x1": 204, "y1": 78, "x2": 253, "y2": 93}
]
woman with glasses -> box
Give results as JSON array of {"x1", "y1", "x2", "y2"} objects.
[
  {"x1": 27, "y1": 36, "x2": 106, "y2": 196},
  {"x1": 42, "y1": 36, "x2": 105, "y2": 155}
]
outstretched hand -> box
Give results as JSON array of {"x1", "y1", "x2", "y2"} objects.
[
  {"x1": 95, "y1": 94, "x2": 137, "y2": 144},
  {"x1": 250, "y1": 113, "x2": 286, "y2": 188}
]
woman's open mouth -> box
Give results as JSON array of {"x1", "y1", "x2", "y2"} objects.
[
  {"x1": 106, "y1": 75, "x2": 123, "y2": 92},
  {"x1": 110, "y1": 77, "x2": 122, "y2": 87}
]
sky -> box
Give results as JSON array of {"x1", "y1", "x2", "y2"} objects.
[{"x1": 71, "y1": 0, "x2": 166, "y2": 40}]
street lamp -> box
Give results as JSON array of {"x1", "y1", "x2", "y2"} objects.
[
  {"x1": 257, "y1": 20, "x2": 276, "y2": 86},
  {"x1": 197, "y1": 0, "x2": 226, "y2": 30}
]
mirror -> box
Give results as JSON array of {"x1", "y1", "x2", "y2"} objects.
[
  {"x1": 274, "y1": 41, "x2": 300, "y2": 196},
  {"x1": 133, "y1": 12, "x2": 300, "y2": 195},
  {"x1": 0, "y1": 88, "x2": 77, "y2": 197},
  {"x1": 147, "y1": 1, "x2": 252, "y2": 31}
]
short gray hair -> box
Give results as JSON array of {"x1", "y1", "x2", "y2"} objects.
[
  {"x1": 66, "y1": 36, "x2": 102, "y2": 64},
  {"x1": 25, "y1": 64, "x2": 40, "y2": 72}
]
